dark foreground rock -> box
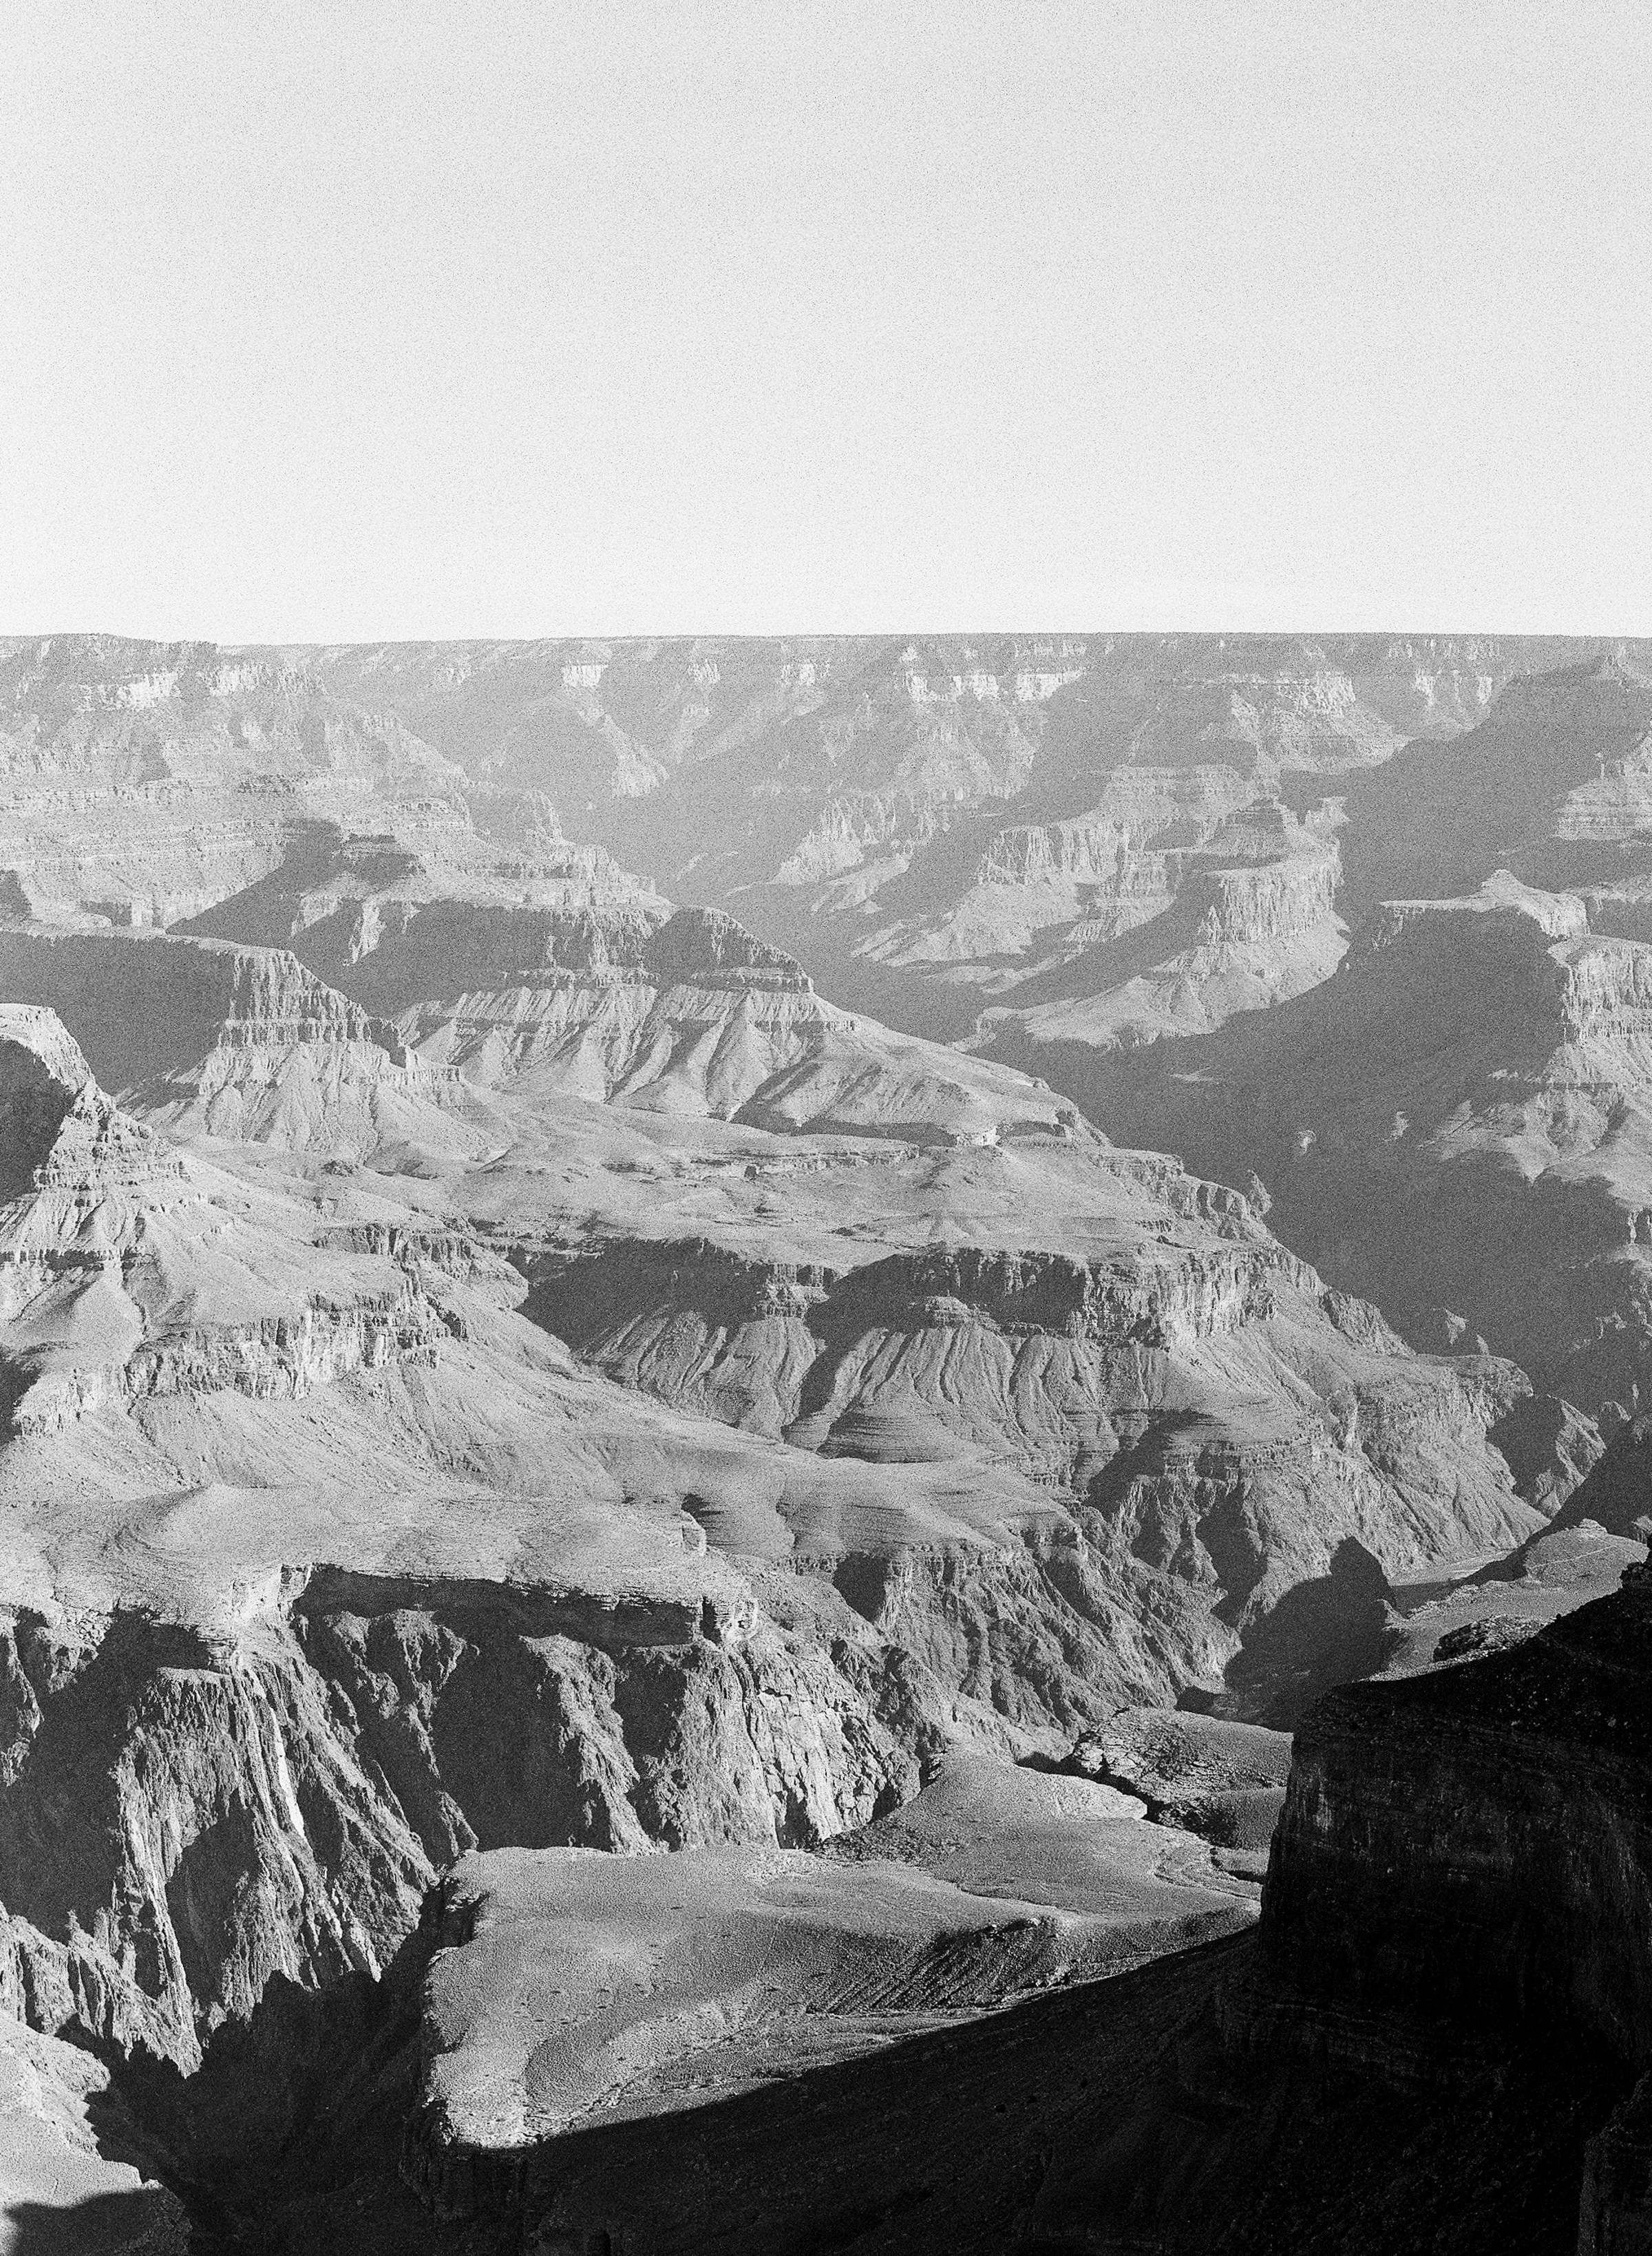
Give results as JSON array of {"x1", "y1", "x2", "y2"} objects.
[
  {"x1": 89, "y1": 1566, "x2": 1652, "y2": 2252},
  {"x1": 363, "y1": 1563, "x2": 1652, "y2": 2250},
  {"x1": 1261, "y1": 1562, "x2": 1652, "y2": 2063},
  {"x1": 117, "y1": 1923, "x2": 1622, "y2": 2256}
]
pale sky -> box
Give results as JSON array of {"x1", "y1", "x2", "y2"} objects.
[{"x1": 3, "y1": 1, "x2": 1649, "y2": 642}]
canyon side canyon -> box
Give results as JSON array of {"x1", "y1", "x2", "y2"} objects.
[{"x1": 4, "y1": 632, "x2": 1652, "y2": 2250}]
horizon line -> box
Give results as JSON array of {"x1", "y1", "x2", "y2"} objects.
[{"x1": 8, "y1": 624, "x2": 1652, "y2": 651}]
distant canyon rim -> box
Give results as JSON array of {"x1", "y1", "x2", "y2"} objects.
[{"x1": 3, "y1": 630, "x2": 1652, "y2": 2250}]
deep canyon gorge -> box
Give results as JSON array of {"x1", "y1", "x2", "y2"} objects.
[{"x1": 4, "y1": 631, "x2": 1652, "y2": 2250}]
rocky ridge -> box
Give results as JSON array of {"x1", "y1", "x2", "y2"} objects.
[
  {"x1": 8, "y1": 633, "x2": 1635, "y2": 1056},
  {"x1": 1029, "y1": 869, "x2": 1652, "y2": 1433}
]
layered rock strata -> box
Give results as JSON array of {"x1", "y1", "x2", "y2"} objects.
[
  {"x1": 1024, "y1": 874, "x2": 1652, "y2": 1437},
  {"x1": 516, "y1": 1220, "x2": 1538, "y2": 1724},
  {"x1": 0, "y1": 923, "x2": 467, "y2": 1155}
]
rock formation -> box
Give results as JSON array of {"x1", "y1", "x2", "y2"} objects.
[
  {"x1": 8, "y1": 631, "x2": 1633, "y2": 1050},
  {"x1": 0, "y1": 635, "x2": 472, "y2": 930},
  {"x1": 6, "y1": 631, "x2": 1652, "y2": 2248},
  {"x1": 1259, "y1": 1564, "x2": 1652, "y2": 2061},
  {"x1": 1028, "y1": 868, "x2": 1652, "y2": 1444}
]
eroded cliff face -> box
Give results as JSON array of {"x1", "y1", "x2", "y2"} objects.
[
  {"x1": 1, "y1": 633, "x2": 1639, "y2": 1057},
  {"x1": 845, "y1": 774, "x2": 1348, "y2": 1050},
  {"x1": 0, "y1": 1532, "x2": 981, "y2": 2080},
  {"x1": 0, "y1": 1015, "x2": 1542, "y2": 2147},
  {"x1": 0, "y1": 1563, "x2": 939, "y2": 2072},
  {"x1": 0, "y1": 923, "x2": 393, "y2": 1084},
  {"x1": 918, "y1": 1557, "x2": 1652, "y2": 2254},
  {"x1": 0, "y1": 1006, "x2": 173, "y2": 1218},
  {"x1": 0, "y1": 1026, "x2": 994, "y2": 2076},
  {"x1": 209, "y1": 1572, "x2": 1652, "y2": 2256},
  {"x1": 295, "y1": 1568, "x2": 924, "y2": 1862},
  {"x1": 0, "y1": 797, "x2": 1598, "y2": 2256},
  {"x1": 0, "y1": 1023, "x2": 472, "y2": 1439},
  {"x1": 1258, "y1": 1566, "x2": 1652, "y2": 2065},
  {"x1": 178, "y1": 832, "x2": 1078, "y2": 1145},
  {"x1": 0, "y1": 922, "x2": 475, "y2": 1159},
  {"x1": 0, "y1": 995, "x2": 1528, "y2": 1739},
  {"x1": 184, "y1": 834, "x2": 673, "y2": 1020},
  {"x1": 1195, "y1": 854, "x2": 1341, "y2": 946},
  {"x1": 515, "y1": 1220, "x2": 1536, "y2": 1726},
  {"x1": 1337, "y1": 656, "x2": 1652, "y2": 919},
  {"x1": 725, "y1": 642, "x2": 1596, "y2": 1052},
  {"x1": 520, "y1": 1230, "x2": 1295, "y2": 1444},
  {"x1": 0, "y1": 1603, "x2": 425, "y2": 2069},
  {"x1": 1026, "y1": 877, "x2": 1652, "y2": 1437},
  {"x1": 10, "y1": 632, "x2": 1652, "y2": 2250}
]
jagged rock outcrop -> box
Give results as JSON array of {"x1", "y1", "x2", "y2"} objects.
[
  {"x1": 1056, "y1": 1706, "x2": 1292, "y2": 1862},
  {"x1": 0, "y1": 1003, "x2": 180, "y2": 1206},
  {"x1": 0, "y1": 1604, "x2": 427, "y2": 2068}
]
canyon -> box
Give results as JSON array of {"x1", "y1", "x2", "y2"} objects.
[{"x1": 3, "y1": 631, "x2": 1652, "y2": 2249}]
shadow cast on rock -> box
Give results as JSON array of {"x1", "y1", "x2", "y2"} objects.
[
  {"x1": 3, "y1": 2186, "x2": 187, "y2": 2255},
  {"x1": 1214, "y1": 1539, "x2": 1396, "y2": 1729}
]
